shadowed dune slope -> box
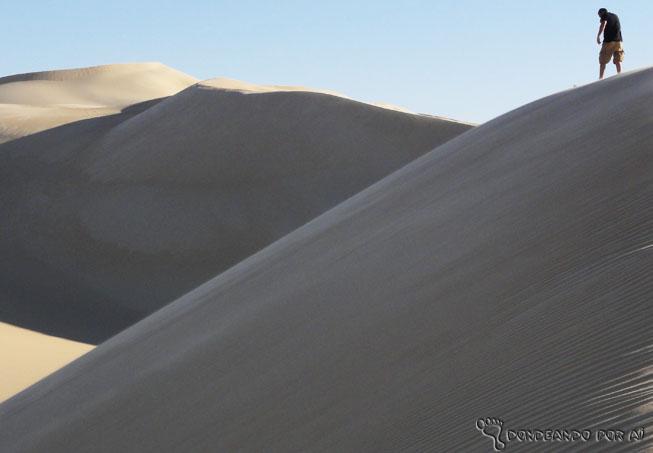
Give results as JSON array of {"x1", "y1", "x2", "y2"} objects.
[
  {"x1": 0, "y1": 75, "x2": 471, "y2": 343},
  {"x1": 0, "y1": 62, "x2": 198, "y2": 143},
  {"x1": 1, "y1": 70, "x2": 651, "y2": 452}
]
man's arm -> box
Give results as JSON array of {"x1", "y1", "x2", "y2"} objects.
[{"x1": 597, "y1": 20, "x2": 606, "y2": 45}]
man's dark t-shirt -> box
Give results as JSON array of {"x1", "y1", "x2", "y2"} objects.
[{"x1": 603, "y1": 12, "x2": 623, "y2": 42}]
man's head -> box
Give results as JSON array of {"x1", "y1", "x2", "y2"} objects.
[{"x1": 598, "y1": 8, "x2": 608, "y2": 20}]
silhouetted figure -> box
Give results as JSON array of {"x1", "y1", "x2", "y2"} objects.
[{"x1": 597, "y1": 8, "x2": 624, "y2": 79}]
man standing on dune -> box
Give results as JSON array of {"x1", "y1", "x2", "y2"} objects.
[{"x1": 597, "y1": 8, "x2": 624, "y2": 79}]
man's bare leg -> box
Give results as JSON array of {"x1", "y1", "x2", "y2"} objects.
[
  {"x1": 600, "y1": 63, "x2": 607, "y2": 79},
  {"x1": 615, "y1": 62, "x2": 622, "y2": 74}
]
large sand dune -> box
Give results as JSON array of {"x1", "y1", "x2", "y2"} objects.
[
  {"x1": 0, "y1": 62, "x2": 198, "y2": 143},
  {"x1": 2, "y1": 69, "x2": 650, "y2": 452},
  {"x1": 0, "y1": 68, "x2": 471, "y2": 343}
]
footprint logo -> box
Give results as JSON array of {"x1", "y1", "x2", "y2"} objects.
[{"x1": 476, "y1": 417, "x2": 507, "y2": 451}]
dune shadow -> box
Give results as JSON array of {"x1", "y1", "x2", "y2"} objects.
[{"x1": 0, "y1": 97, "x2": 170, "y2": 344}]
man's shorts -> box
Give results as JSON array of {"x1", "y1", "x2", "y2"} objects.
[{"x1": 599, "y1": 41, "x2": 624, "y2": 64}]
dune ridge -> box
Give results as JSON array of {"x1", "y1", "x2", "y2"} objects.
[
  {"x1": 198, "y1": 77, "x2": 348, "y2": 96},
  {"x1": 197, "y1": 78, "x2": 476, "y2": 122},
  {"x1": 1, "y1": 68, "x2": 650, "y2": 452}
]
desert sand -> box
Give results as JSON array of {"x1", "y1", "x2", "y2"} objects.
[
  {"x1": 0, "y1": 62, "x2": 198, "y2": 143},
  {"x1": 0, "y1": 64, "x2": 471, "y2": 343},
  {"x1": 1, "y1": 67, "x2": 650, "y2": 452},
  {"x1": 0, "y1": 323, "x2": 92, "y2": 403}
]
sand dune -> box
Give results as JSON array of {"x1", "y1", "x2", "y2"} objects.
[
  {"x1": 0, "y1": 62, "x2": 197, "y2": 108},
  {"x1": 0, "y1": 323, "x2": 92, "y2": 403},
  {"x1": 0, "y1": 70, "x2": 471, "y2": 343},
  {"x1": 0, "y1": 104, "x2": 117, "y2": 144},
  {"x1": 1, "y1": 69, "x2": 650, "y2": 452},
  {"x1": 0, "y1": 62, "x2": 198, "y2": 143}
]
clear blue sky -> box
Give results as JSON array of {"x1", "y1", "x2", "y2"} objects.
[{"x1": 2, "y1": 1, "x2": 651, "y2": 123}]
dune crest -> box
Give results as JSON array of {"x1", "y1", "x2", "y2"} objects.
[
  {"x1": 198, "y1": 77, "x2": 346, "y2": 97},
  {"x1": 198, "y1": 78, "x2": 469, "y2": 119}
]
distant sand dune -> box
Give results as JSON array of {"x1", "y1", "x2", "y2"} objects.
[
  {"x1": 0, "y1": 62, "x2": 197, "y2": 108},
  {"x1": 0, "y1": 62, "x2": 198, "y2": 143},
  {"x1": 0, "y1": 65, "x2": 471, "y2": 343},
  {"x1": 1, "y1": 69, "x2": 650, "y2": 452},
  {"x1": 0, "y1": 104, "x2": 119, "y2": 144},
  {"x1": 0, "y1": 323, "x2": 92, "y2": 403}
]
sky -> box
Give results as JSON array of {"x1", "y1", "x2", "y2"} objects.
[{"x1": 2, "y1": 1, "x2": 652, "y2": 123}]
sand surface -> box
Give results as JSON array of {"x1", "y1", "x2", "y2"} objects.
[
  {"x1": 0, "y1": 62, "x2": 197, "y2": 143},
  {"x1": 1, "y1": 69, "x2": 650, "y2": 452},
  {"x1": 0, "y1": 66, "x2": 471, "y2": 343},
  {"x1": 0, "y1": 323, "x2": 92, "y2": 403}
]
